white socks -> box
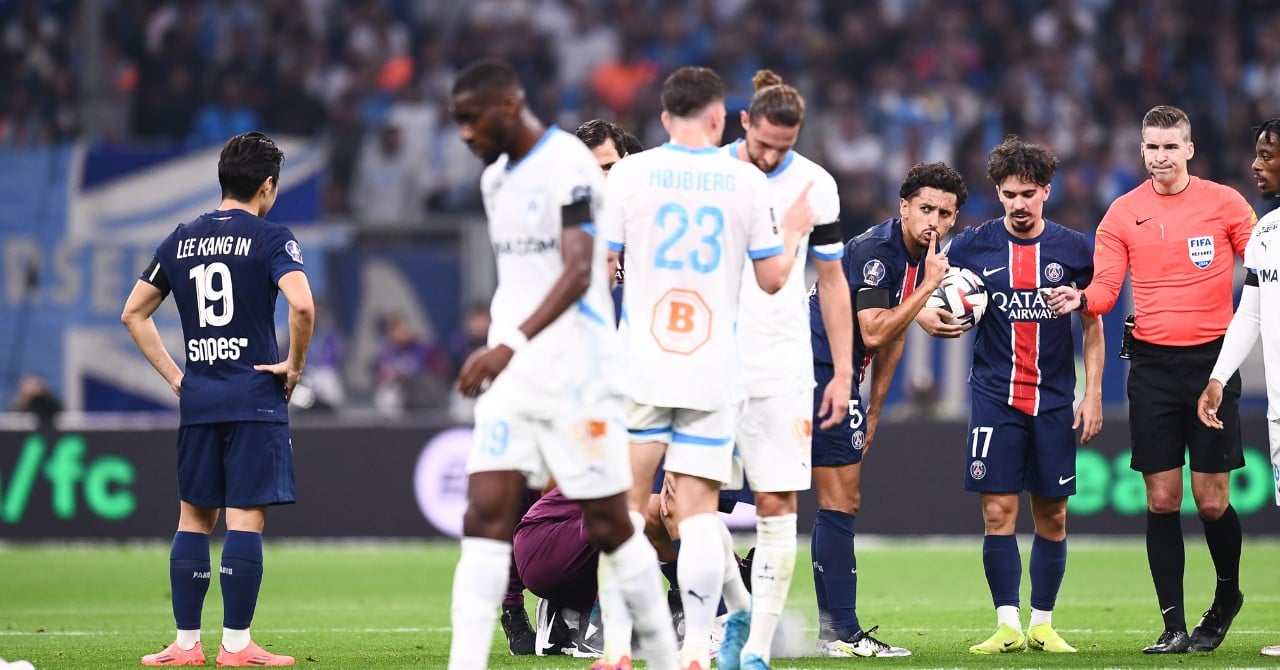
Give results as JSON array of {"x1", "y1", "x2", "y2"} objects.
[
  {"x1": 448, "y1": 537, "x2": 512, "y2": 670},
  {"x1": 677, "y1": 513, "x2": 727, "y2": 667},
  {"x1": 597, "y1": 511, "x2": 644, "y2": 664},
  {"x1": 221, "y1": 628, "x2": 249, "y2": 654},
  {"x1": 175, "y1": 629, "x2": 200, "y2": 651},
  {"x1": 997, "y1": 605, "x2": 1021, "y2": 630},
  {"x1": 600, "y1": 516, "x2": 677, "y2": 669},
  {"x1": 1029, "y1": 608, "x2": 1052, "y2": 628},
  {"x1": 717, "y1": 519, "x2": 751, "y2": 613},
  {"x1": 742, "y1": 513, "x2": 797, "y2": 661}
]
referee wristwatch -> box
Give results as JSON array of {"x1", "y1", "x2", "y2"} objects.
[{"x1": 1076, "y1": 291, "x2": 1088, "y2": 313}]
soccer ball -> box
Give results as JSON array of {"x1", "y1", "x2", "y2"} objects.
[{"x1": 925, "y1": 267, "x2": 988, "y2": 329}]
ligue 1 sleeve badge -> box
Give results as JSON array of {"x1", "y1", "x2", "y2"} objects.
[
  {"x1": 862, "y1": 259, "x2": 886, "y2": 286},
  {"x1": 285, "y1": 240, "x2": 303, "y2": 264}
]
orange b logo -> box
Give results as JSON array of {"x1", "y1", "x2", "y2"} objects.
[
  {"x1": 651, "y1": 288, "x2": 712, "y2": 354},
  {"x1": 667, "y1": 301, "x2": 696, "y2": 332}
]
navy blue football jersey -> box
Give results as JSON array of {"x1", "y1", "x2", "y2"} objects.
[
  {"x1": 946, "y1": 218, "x2": 1093, "y2": 415},
  {"x1": 140, "y1": 209, "x2": 306, "y2": 425},
  {"x1": 809, "y1": 218, "x2": 926, "y2": 394}
]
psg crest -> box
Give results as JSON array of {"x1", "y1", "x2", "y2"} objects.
[
  {"x1": 1044, "y1": 262, "x2": 1064, "y2": 283},
  {"x1": 969, "y1": 460, "x2": 987, "y2": 480},
  {"x1": 851, "y1": 429, "x2": 865, "y2": 450}
]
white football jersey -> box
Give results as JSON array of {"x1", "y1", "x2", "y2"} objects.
[
  {"x1": 600, "y1": 143, "x2": 783, "y2": 411},
  {"x1": 480, "y1": 127, "x2": 617, "y2": 417},
  {"x1": 724, "y1": 141, "x2": 843, "y2": 396},
  {"x1": 1245, "y1": 208, "x2": 1280, "y2": 420}
]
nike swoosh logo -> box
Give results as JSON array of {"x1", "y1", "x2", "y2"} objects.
[
  {"x1": 982, "y1": 267, "x2": 1005, "y2": 277},
  {"x1": 1162, "y1": 606, "x2": 1176, "y2": 614},
  {"x1": 1136, "y1": 217, "x2": 1153, "y2": 225},
  {"x1": 1003, "y1": 640, "x2": 1017, "y2": 647},
  {"x1": 1058, "y1": 475, "x2": 1076, "y2": 485}
]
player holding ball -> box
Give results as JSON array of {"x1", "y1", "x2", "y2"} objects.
[{"x1": 919, "y1": 135, "x2": 1102, "y2": 654}]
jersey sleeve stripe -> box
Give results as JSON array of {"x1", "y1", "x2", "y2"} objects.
[
  {"x1": 578, "y1": 223, "x2": 597, "y2": 236},
  {"x1": 810, "y1": 244, "x2": 844, "y2": 261},
  {"x1": 607, "y1": 240, "x2": 624, "y2": 252},
  {"x1": 629, "y1": 426, "x2": 673, "y2": 437},
  {"x1": 576, "y1": 299, "x2": 607, "y2": 326},
  {"x1": 748, "y1": 244, "x2": 785, "y2": 260},
  {"x1": 671, "y1": 432, "x2": 732, "y2": 447}
]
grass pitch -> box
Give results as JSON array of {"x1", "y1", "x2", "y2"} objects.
[{"x1": 1, "y1": 537, "x2": 1278, "y2": 668}]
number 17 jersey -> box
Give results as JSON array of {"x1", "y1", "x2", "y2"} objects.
[
  {"x1": 599, "y1": 143, "x2": 783, "y2": 411},
  {"x1": 141, "y1": 209, "x2": 306, "y2": 425}
]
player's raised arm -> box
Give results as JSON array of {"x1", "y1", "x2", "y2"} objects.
[
  {"x1": 752, "y1": 180, "x2": 814, "y2": 293},
  {"x1": 1048, "y1": 213, "x2": 1127, "y2": 316},
  {"x1": 122, "y1": 277, "x2": 183, "y2": 396},
  {"x1": 859, "y1": 235, "x2": 949, "y2": 350}
]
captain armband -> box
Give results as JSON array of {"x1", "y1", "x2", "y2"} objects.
[{"x1": 141, "y1": 257, "x2": 171, "y2": 297}]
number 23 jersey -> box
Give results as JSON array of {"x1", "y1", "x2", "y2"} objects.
[
  {"x1": 141, "y1": 209, "x2": 306, "y2": 425},
  {"x1": 599, "y1": 143, "x2": 783, "y2": 411}
]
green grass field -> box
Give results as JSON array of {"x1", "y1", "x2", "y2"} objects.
[{"x1": 2, "y1": 537, "x2": 1278, "y2": 669}]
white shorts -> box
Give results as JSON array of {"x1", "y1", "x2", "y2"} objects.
[
  {"x1": 627, "y1": 402, "x2": 737, "y2": 483},
  {"x1": 468, "y1": 388, "x2": 632, "y2": 501},
  {"x1": 731, "y1": 392, "x2": 813, "y2": 493}
]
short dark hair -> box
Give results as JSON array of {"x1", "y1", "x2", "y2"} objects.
[
  {"x1": 746, "y1": 69, "x2": 805, "y2": 128},
  {"x1": 575, "y1": 119, "x2": 644, "y2": 157},
  {"x1": 660, "y1": 66, "x2": 724, "y2": 119},
  {"x1": 1254, "y1": 116, "x2": 1280, "y2": 147},
  {"x1": 619, "y1": 130, "x2": 644, "y2": 155},
  {"x1": 987, "y1": 135, "x2": 1059, "y2": 187},
  {"x1": 218, "y1": 132, "x2": 285, "y2": 202},
  {"x1": 451, "y1": 59, "x2": 522, "y2": 99},
  {"x1": 576, "y1": 119, "x2": 627, "y2": 151},
  {"x1": 900, "y1": 161, "x2": 967, "y2": 208},
  {"x1": 1142, "y1": 105, "x2": 1191, "y2": 141}
]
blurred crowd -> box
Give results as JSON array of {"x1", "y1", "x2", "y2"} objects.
[
  {"x1": 6, "y1": 0, "x2": 1280, "y2": 412},
  {"x1": 5, "y1": 0, "x2": 1279, "y2": 232}
]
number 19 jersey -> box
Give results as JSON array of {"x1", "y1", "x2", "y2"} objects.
[
  {"x1": 141, "y1": 209, "x2": 306, "y2": 425},
  {"x1": 599, "y1": 143, "x2": 783, "y2": 411}
]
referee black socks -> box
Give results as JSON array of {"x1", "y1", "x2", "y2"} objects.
[
  {"x1": 1146, "y1": 510, "x2": 1185, "y2": 631},
  {"x1": 1200, "y1": 504, "x2": 1242, "y2": 605}
]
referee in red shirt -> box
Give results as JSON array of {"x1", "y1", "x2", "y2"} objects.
[{"x1": 1049, "y1": 106, "x2": 1255, "y2": 654}]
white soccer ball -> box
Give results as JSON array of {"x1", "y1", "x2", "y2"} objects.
[{"x1": 925, "y1": 267, "x2": 988, "y2": 329}]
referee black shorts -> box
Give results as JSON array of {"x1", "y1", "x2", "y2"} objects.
[{"x1": 1127, "y1": 336, "x2": 1243, "y2": 474}]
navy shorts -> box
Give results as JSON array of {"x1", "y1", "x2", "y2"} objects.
[
  {"x1": 964, "y1": 392, "x2": 1076, "y2": 497},
  {"x1": 812, "y1": 364, "x2": 866, "y2": 468},
  {"x1": 177, "y1": 421, "x2": 296, "y2": 509}
]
